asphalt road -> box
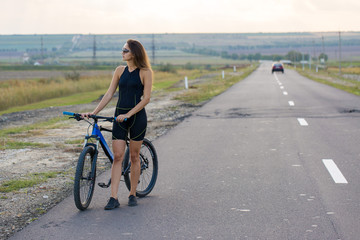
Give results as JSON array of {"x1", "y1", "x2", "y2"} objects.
[{"x1": 11, "y1": 62, "x2": 360, "y2": 240}]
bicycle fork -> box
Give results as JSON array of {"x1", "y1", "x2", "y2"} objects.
[{"x1": 83, "y1": 135, "x2": 99, "y2": 183}]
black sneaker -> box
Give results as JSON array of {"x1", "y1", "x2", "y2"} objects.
[
  {"x1": 128, "y1": 195, "x2": 137, "y2": 207},
  {"x1": 104, "y1": 197, "x2": 120, "y2": 210}
]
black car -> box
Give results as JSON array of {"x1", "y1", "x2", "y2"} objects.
[{"x1": 272, "y1": 63, "x2": 284, "y2": 73}]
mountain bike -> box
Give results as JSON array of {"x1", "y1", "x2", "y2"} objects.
[{"x1": 63, "y1": 111, "x2": 158, "y2": 211}]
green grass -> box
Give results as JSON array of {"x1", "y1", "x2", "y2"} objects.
[
  {"x1": 0, "y1": 171, "x2": 59, "y2": 193},
  {"x1": 0, "y1": 73, "x2": 111, "y2": 112},
  {"x1": 64, "y1": 139, "x2": 83, "y2": 145},
  {"x1": 1, "y1": 140, "x2": 50, "y2": 150},
  {"x1": 0, "y1": 116, "x2": 68, "y2": 150},
  {"x1": 153, "y1": 79, "x2": 179, "y2": 91},
  {"x1": 295, "y1": 68, "x2": 360, "y2": 96},
  {"x1": 176, "y1": 63, "x2": 259, "y2": 104},
  {"x1": 0, "y1": 116, "x2": 67, "y2": 138}
]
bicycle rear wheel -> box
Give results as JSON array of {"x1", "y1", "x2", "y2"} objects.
[
  {"x1": 123, "y1": 138, "x2": 158, "y2": 197},
  {"x1": 74, "y1": 146, "x2": 97, "y2": 210}
]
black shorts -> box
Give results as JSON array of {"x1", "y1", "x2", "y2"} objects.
[{"x1": 112, "y1": 108, "x2": 147, "y2": 141}]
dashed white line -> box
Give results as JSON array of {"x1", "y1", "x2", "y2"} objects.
[
  {"x1": 297, "y1": 118, "x2": 308, "y2": 126},
  {"x1": 283, "y1": 91, "x2": 288, "y2": 95},
  {"x1": 322, "y1": 159, "x2": 348, "y2": 184},
  {"x1": 280, "y1": 86, "x2": 284, "y2": 89},
  {"x1": 274, "y1": 73, "x2": 282, "y2": 85},
  {"x1": 288, "y1": 101, "x2": 295, "y2": 106},
  {"x1": 274, "y1": 73, "x2": 279, "y2": 81}
]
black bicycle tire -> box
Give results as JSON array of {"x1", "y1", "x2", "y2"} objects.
[
  {"x1": 123, "y1": 138, "x2": 158, "y2": 197},
  {"x1": 74, "y1": 146, "x2": 96, "y2": 210}
]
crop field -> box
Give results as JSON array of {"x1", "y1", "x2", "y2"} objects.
[{"x1": 0, "y1": 64, "x2": 250, "y2": 114}]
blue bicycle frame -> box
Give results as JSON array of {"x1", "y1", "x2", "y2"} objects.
[
  {"x1": 63, "y1": 111, "x2": 114, "y2": 164},
  {"x1": 87, "y1": 123, "x2": 114, "y2": 164}
]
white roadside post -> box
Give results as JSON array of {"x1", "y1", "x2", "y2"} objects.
[
  {"x1": 222, "y1": 71, "x2": 225, "y2": 79},
  {"x1": 184, "y1": 76, "x2": 188, "y2": 89},
  {"x1": 233, "y1": 66, "x2": 236, "y2": 72}
]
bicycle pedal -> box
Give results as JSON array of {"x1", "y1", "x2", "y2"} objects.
[{"x1": 98, "y1": 182, "x2": 109, "y2": 188}]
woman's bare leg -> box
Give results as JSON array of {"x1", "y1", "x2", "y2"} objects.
[
  {"x1": 129, "y1": 140, "x2": 142, "y2": 196},
  {"x1": 111, "y1": 140, "x2": 126, "y2": 199}
]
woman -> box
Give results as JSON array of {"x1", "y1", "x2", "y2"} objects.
[{"x1": 82, "y1": 39, "x2": 153, "y2": 210}]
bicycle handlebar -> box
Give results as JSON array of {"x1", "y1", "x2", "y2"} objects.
[{"x1": 63, "y1": 111, "x2": 117, "y2": 122}]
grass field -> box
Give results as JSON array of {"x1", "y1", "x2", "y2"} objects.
[
  {"x1": 0, "y1": 73, "x2": 111, "y2": 113},
  {"x1": 293, "y1": 63, "x2": 360, "y2": 96},
  {"x1": 0, "y1": 65, "x2": 236, "y2": 114},
  {"x1": 175, "y1": 64, "x2": 259, "y2": 104}
]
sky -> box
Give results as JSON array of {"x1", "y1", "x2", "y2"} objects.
[{"x1": 1, "y1": 0, "x2": 360, "y2": 34}]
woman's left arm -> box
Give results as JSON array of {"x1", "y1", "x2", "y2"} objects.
[{"x1": 125, "y1": 69, "x2": 153, "y2": 118}]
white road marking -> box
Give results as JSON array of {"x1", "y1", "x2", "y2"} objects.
[
  {"x1": 274, "y1": 73, "x2": 282, "y2": 85},
  {"x1": 288, "y1": 101, "x2": 295, "y2": 106},
  {"x1": 297, "y1": 118, "x2": 308, "y2": 126},
  {"x1": 238, "y1": 209, "x2": 251, "y2": 212},
  {"x1": 280, "y1": 86, "x2": 284, "y2": 89},
  {"x1": 322, "y1": 159, "x2": 348, "y2": 184},
  {"x1": 283, "y1": 91, "x2": 288, "y2": 95},
  {"x1": 274, "y1": 73, "x2": 279, "y2": 81}
]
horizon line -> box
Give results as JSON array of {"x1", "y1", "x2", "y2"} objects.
[{"x1": 1, "y1": 30, "x2": 360, "y2": 36}]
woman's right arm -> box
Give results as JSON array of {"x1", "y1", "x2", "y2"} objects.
[{"x1": 82, "y1": 66, "x2": 124, "y2": 118}]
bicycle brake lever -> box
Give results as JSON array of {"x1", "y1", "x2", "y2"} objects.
[{"x1": 74, "y1": 114, "x2": 83, "y2": 121}]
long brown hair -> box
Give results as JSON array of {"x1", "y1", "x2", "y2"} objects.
[{"x1": 127, "y1": 39, "x2": 152, "y2": 70}]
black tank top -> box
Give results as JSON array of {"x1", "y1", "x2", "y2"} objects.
[{"x1": 116, "y1": 66, "x2": 144, "y2": 110}]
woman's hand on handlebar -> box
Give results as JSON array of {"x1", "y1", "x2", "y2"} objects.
[
  {"x1": 81, "y1": 112, "x2": 94, "y2": 119},
  {"x1": 116, "y1": 114, "x2": 129, "y2": 123}
]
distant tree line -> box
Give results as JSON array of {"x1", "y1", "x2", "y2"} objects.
[
  {"x1": 183, "y1": 48, "x2": 328, "y2": 62},
  {"x1": 0, "y1": 48, "x2": 18, "y2": 52}
]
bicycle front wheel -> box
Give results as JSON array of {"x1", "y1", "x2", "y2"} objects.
[
  {"x1": 74, "y1": 146, "x2": 97, "y2": 210},
  {"x1": 124, "y1": 138, "x2": 158, "y2": 197}
]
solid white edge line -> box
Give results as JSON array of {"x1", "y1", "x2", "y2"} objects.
[
  {"x1": 297, "y1": 118, "x2": 308, "y2": 126},
  {"x1": 322, "y1": 159, "x2": 348, "y2": 184}
]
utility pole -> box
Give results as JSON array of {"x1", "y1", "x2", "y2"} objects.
[
  {"x1": 338, "y1": 31, "x2": 342, "y2": 74},
  {"x1": 321, "y1": 35, "x2": 326, "y2": 67},
  {"x1": 302, "y1": 52, "x2": 304, "y2": 70},
  {"x1": 312, "y1": 39, "x2": 316, "y2": 62},
  {"x1": 152, "y1": 34, "x2": 155, "y2": 65},
  {"x1": 41, "y1": 36, "x2": 44, "y2": 60},
  {"x1": 93, "y1": 35, "x2": 96, "y2": 65}
]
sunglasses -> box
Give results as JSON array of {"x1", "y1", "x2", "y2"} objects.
[{"x1": 122, "y1": 48, "x2": 130, "y2": 53}]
